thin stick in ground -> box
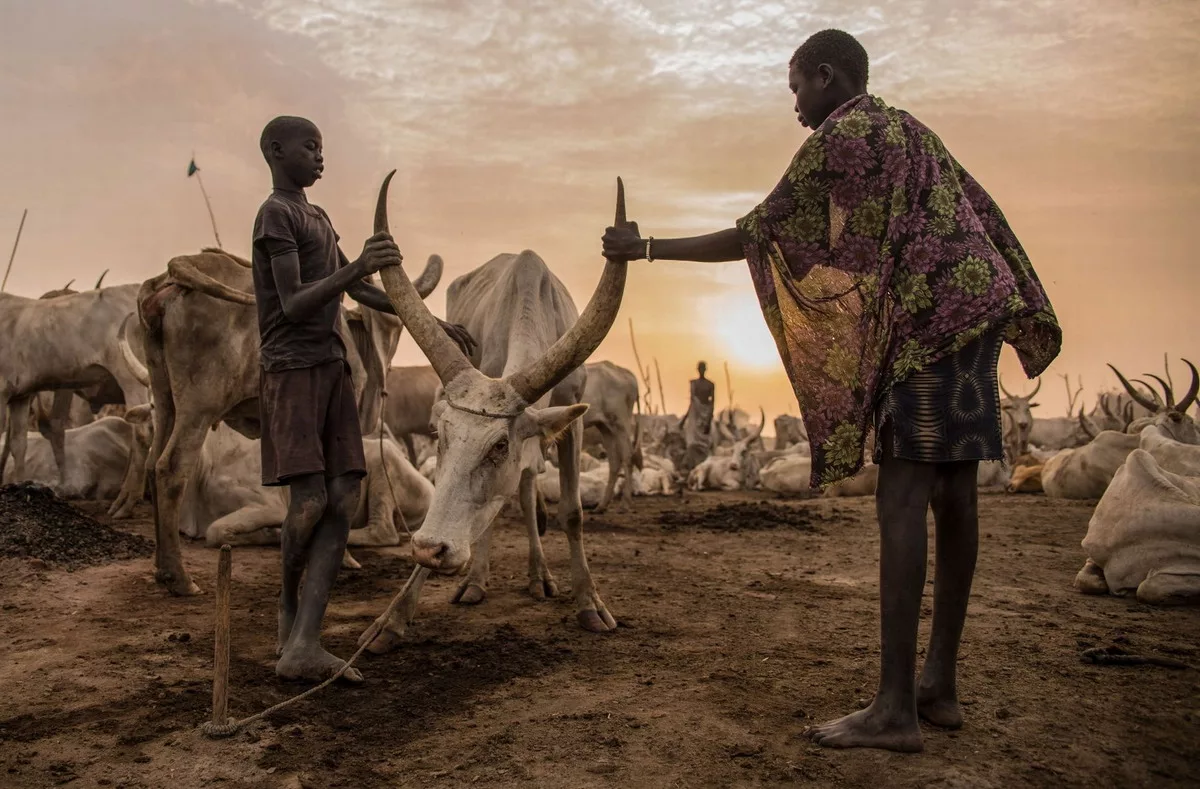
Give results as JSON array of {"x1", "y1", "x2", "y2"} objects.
[
  {"x1": 628, "y1": 318, "x2": 654, "y2": 414},
  {"x1": 212, "y1": 545, "x2": 232, "y2": 728},
  {"x1": 653, "y1": 358, "x2": 668, "y2": 415},
  {"x1": 2, "y1": 208, "x2": 28, "y2": 294}
]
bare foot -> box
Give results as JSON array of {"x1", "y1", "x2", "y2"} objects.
[
  {"x1": 917, "y1": 684, "x2": 963, "y2": 729},
  {"x1": 805, "y1": 704, "x2": 923, "y2": 753},
  {"x1": 276, "y1": 645, "x2": 363, "y2": 684}
]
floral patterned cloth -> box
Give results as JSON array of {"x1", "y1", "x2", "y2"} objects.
[{"x1": 736, "y1": 94, "x2": 1061, "y2": 489}]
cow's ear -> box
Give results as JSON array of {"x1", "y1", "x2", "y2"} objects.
[
  {"x1": 526, "y1": 404, "x2": 588, "y2": 445},
  {"x1": 1030, "y1": 401, "x2": 1041, "y2": 408}
]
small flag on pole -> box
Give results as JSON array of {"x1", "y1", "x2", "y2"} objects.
[
  {"x1": 187, "y1": 153, "x2": 222, "y2": 248},
  {"x1": 187, "y1": 158, "x2": 199, "y2": 177}
]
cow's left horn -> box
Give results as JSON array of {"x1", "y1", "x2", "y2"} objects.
[
  {"x1": 1144, "y1": 373, "x2": 1175, "y2": 409},
  {"x1": 506, "y1": 178, "x2": 629, "y2": 405},
  {"x1": 751, "y1": 406, "x2": 766, "y2": 441},
  {"x1": 95, "y1": 269, "x2": 109, "y2": 289},
  {"x1": 1176, "y1": 359, "x2": 1199, "y2": 413},
  {"x1": 1077, "y1": 406, "x2": 1097, "y2": 440},
  {"x1": 1108, "y1": 364, "x2": 1161, "y2": 413},
  {"x1": 1028, "y1": 376, "x2": 1041, "y2": 399},
  {"x1": 373, "y1": 170, "x2": 475, "y2": 388}
]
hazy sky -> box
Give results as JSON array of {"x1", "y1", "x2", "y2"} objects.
[{"x1": 2, "y1": 0, "x2": 1198, "y2": 420}]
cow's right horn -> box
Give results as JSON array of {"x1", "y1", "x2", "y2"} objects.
[
  {"x1": 506, "y1": 178, "x2": 629, "y2": 405},
  {"x1": 1108, "y1": 364, "x2": 1161, "y2": 413},
  {"x1": 998, "y1": 374, "x2": 1013, "y2": 399},
  {"x1": 1175, "y1": 359, "x2": 1199, "y2": 414},
  {"x1": 1144, "y1": 373, "x2": 1175, "y2": 409},
  {"x1": 1077, "y1": 406, "x2": 1097, "y2": 440},
  {"x1": 373, "y1": 170, "x2": 475, "y2": 388},
  {"x1": 95, "y1": 269, "x2": 109, "y2": 289}
]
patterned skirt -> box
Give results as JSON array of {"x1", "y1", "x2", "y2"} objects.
[{"x1": 873, "y1": 330, "x2": 1005, "y2": 464}]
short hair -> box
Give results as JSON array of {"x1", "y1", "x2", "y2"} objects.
[
  {"x1": 259, "y1": 116, "x2": 319, "y2": 160},
  {"x1": 790, "y1": 29, "x2": 869, "y2": 89}
]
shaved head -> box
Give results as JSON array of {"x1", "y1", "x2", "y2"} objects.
[{"x1": 259, "y1": 115, "x2": 320, "y2": 161}]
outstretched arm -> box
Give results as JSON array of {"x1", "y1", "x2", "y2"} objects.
[{"x1": 601, "y1": 226, "x2": 746, "y2": 264}]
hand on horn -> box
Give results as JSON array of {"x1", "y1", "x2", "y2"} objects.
[
  {"x1": 601, "y1": 221, "x2": 643, "y2": 262},
  {"x1": 437, "y1": 318, "x2": 477, "y2": 357},
  {"x1": 361, "y1": 231, "x2": 403, "y2": 274}
]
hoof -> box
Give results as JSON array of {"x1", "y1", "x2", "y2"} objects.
[
  {"x1": 453, "y1": 583, "x2": 487, "y2": 605},
  {"x1": 156, "y1": 570, "x2": 201, "y2": 597},
  {"x1": 529, "y1": 577, "x2": 559, "y2": 600},
  {"x1": 341, "y1": 551, "x2": 362, "y2": 570},
  {"x1": 576, "y1": 608, "x2": 618, "y2": 632}
]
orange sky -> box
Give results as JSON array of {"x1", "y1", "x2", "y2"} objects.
[{"x1": 2, "y1": 0, "x2": 1198, "y2": 422}]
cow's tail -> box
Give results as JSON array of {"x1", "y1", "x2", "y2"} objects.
[{"x1": 167, "y1": 255, "x2": 254, "y2": 304}]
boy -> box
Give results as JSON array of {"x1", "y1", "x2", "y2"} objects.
[
  {"x1": 601, "y1": 31, "x2": 1060, "y2": 751},
  {"x1": 254, "y1": 115, "x2": 473, "y2": 682}
]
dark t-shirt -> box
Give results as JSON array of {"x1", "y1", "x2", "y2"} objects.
[{"x1": 251, "y1": 190, "x2": 346, "y2": 373}]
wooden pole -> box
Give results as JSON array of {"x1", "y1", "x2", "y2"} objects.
[
  {"x1": 628, "y1": 318, "x2": 653, "y2": 414},
  {"x1": 723, "y1": 361, "x2": 734, "y2": 412},
  {"x1": 2, "y1": 208, "x2": 28, "y2": 294},
  {"x1": 212, "y1": 545, "x2": 232, "y2": 727},
  {"x1": 195, "y1": 170, "x2": 224, "y2": 247},
  {"x1": 653, "y1": 357, "x2": 667, "y2": 415}
]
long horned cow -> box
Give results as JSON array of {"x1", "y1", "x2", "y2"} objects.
[
  {"x1": 358, "y1": 172, "x2": 629, "y2": 654},
  {"x1": 998, "y1": 375, "x2": 1041, "y2": 457}
]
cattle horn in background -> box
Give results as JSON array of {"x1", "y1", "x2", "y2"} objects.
[
  {"x1": 1109, "y1": 364, "x2": 1162, "y2": 413},
  {"x1": 118, "y1": 313, "x2": 150, "y2": 388},
  {"x1": 94, "y1": 269, "x2": 109, "y2": 289},
  {"x1": 1077, "y1": 406, "x2": 1097, "y2": 440},
  {"x1": 750, "y1": 406, "x2": 766, "y2": 441}
]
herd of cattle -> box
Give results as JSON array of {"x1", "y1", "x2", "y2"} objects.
[{"x1": 1, "y1": 180, "x2": 1197, "y2": 634}]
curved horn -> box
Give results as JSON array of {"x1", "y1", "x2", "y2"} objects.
[
  {"x1": 372, "y1": 170, "x2": 475, "y2": 387},
  {"x1": 750, "y1": 406, "x2": 766, "y2": 441},
  {"x1": 63, "y1": 279, "x2": 75, "y2": 291},
  {"x1": 1122, "y1": 401, "x2": 1134, "y2": 430},
  {"x1": 94, "y1": 269, "x2": 109, "y2": 289},
  {"x1": 505, "y1": 177, "x2": 629, "y2": 405},
  {"x1": 1099, "y1": 393, "x2": 1114, "y2": 421},
  {"x1": 1175, "y1": 359, "x2": 1199, "y2": 414},
  {"x1": 118, "y1": 313, "x2": 150, "y2": 387},
  {"x1": 998, "y1": 374, "x2": 1014, "y2": 399},
  {"x1": 1027, "y1": 376, "x2": 1041, "y2": 399},
  {"x1": 1144, "y1": 373, "x2": 1175, "y2": 409},
  {"x1": 1108, "y1": 364, "x2": 1160, "y2": 413},
  {"x1": 1131, "y1": 378, "x2": 1164, "y2": 407},
  {"x1": 1077, "y1": 406, "x2": 1097, "y2": 440},
  {"x1": 411, "y1": 254, "x2": 444, "y2": 300}
]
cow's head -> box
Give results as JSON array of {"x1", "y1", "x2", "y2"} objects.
[
  {"x1": 1108, "y1": 359, "x2": 1199, "y2": 440},
  {"x1": 373, "y1": 171, "x2": 626, "y2": 574},
  {"x1": 1006, "y1": 463, "x2": 1044, "y2": 494},
  {"x1": 999, "y1": 375, "x2": 1041, "y2": 454},
  {"x1": 724, "y1": 407, "x2": 766, "y2": 472}
]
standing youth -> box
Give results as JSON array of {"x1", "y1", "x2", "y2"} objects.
[
  {"x1": 600, "y1": 30, "x2": 1061, "y2": 751},
  {"x1": 253, "y1": 115, "x2": 474, "y2": 682}
]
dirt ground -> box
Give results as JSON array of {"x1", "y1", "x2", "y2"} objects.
[{"x1": 0, "y1": 490, "x2": 1197, "y2": 789}]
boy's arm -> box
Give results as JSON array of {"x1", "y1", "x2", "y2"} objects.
[
  {"x1": 339, "y1": 249, "x2": 480, "y2": 357},
  {"x1": 269, "y1": 233, "x2": 398, "y2": 323}
]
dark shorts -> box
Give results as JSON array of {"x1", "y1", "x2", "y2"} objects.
[
  {"x1": 260, "y1": 360, "x2": 367, "y2": 486},
  {"x1": 873, "y1": 330, "x2": 1005, "y2": 464}
]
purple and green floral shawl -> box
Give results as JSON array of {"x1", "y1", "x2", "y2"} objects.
[{"x1": 736, "y1": 94, "x2": 1061, "y2": 489}]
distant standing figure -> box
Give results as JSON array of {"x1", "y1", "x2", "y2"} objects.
[{"x1": 682, "y1": 361, "x2": 715, "y2": 447}]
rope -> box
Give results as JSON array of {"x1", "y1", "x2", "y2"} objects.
[{"x1": 199, "y1": 564, "x2": 430, "y2": 738}]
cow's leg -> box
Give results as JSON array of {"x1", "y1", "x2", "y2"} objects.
[
  {"x1": 559, "y1": 419, "x2": 616, "y2": 632},
  {"x1": 1074, "y1": 558, "x2": 1109, "y2": 595},
  {"x1": 110, "y1": 422, "x2": 152, "y2": 519},
  {"x1": 402, "y1": 433, "x2": 417, "y2": 466},
  {"x1": 916, "y1": 460, "x2": 979, "y2": 731},
  {"x1": 347, "y1": 466, "x2": 400, "y2": 547},
  {"x1": 6, "y1": 397, "x2": 33, "y2": 483},
  {"x1": 594, "y1": 428, "x2": 619, "y2": 514},
  {"x1": 807, "y1": 427, "x2": 931, "y2": 753},
  {"x1": 151, "y1": 412, "x2": 204, "y2": 596},
  {"x1": 451, "y1": 524, "x2": 493, "y2": 606},
  {"x1": 358, "y1": 567, "x2": 429, "y2": 655},
  {"x1": 206, "y1": 504, "x2": 284, "y2": 548},
  {"x1": 519, "y1": 468, "x2": 557, "y2": 599},
  {"x1": 47, "y1": 391, "x2": 72, "y2": 481},
  {"x1": 276, "y1": 471, "x2": 363, "y2": 683},
  {"x1": 1136, "y1": 570, "x2": 1200, "y2": 606}
]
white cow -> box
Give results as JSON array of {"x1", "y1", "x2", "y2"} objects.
[
  {"x1": 581, "y1": 360, "x2": 641, "y2": 513},
  {"x1": 359, "y1": 174, "x2": 629, "y2": 654},
  {"x1": 1075, "y1": 449, "x2": 1200, "y2": 605},
  {"x1": 686, "y1": 408, "x2": 765, "y2": 491},
  {"x1": 2, "y1": 416, "x2": 137, "y2": 500}
]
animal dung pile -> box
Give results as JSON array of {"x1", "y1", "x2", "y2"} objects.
[
  {"x1": 658, "y1": 501, "x2": 831, "y2": 533},
  {"x1": 0, "y1": 483, "x2": 152, "y2": 568}
]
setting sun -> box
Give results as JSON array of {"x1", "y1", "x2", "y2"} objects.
[{"x1": 709, "y1": 288, "x2": 781, "y2": 372}]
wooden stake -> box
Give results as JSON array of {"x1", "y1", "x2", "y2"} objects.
[
  {"x1": 723, "y1": 361, "x2": 734, "y2": 411},
  {"x1": 653, "y1": 357, "x2": 667, "y2": 415},
  {"x1": 212, "y1": 545, "x2": 232, "y2": 727},
  {"x1": 2, "y1": 208, "x2": 28, "y2": 294},
  {"x1": 628, "y1": 318, "x2": 653, "y2": 414}
]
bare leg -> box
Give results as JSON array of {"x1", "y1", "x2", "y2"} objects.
[
  {"x1": 520, "y1": 468, "x2": 558, "y2": 599},
  {"x1": 917, "y1": 461, "x2": 978, "y2": 729},
  {"x1": 559, "y1": 420, "x2": 617, "y2": 632},
  {"x1": 808, "y1": 433, "x2": 933, "y2": 753},
  {"x1": 276, "y1": 471, "x2": 364, "y2": 683}
]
